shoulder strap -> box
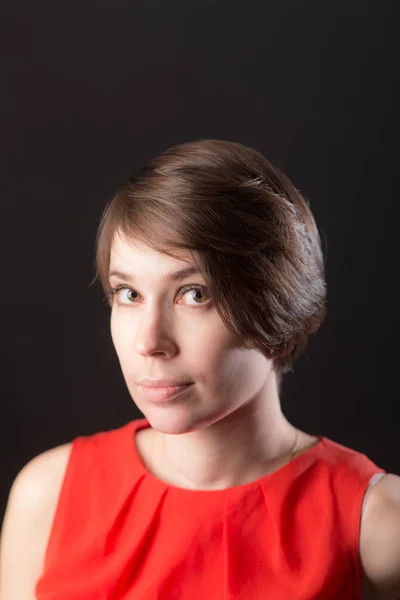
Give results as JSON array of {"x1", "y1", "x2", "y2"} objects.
[
  {"x1": 42, "y1": 421, "x2": 138, "y2": 572},
  {"x1": 323, "y1": 439, "x2": 386, "y2": 596}
]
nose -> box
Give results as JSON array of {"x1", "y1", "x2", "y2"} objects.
[{"x1": 134, "y1": 307, "x2": 177, "y2": 357}]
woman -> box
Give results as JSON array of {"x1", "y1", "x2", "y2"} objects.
[{"x1": 1, "y1": 139, "x2": 399, "y2": 599}]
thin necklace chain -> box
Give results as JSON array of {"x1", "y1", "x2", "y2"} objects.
[
  {"x1": 290, "y1": 427, "x2": 300, "y2": 461},
  {"x1": 149, "y1": 425, "x2": 302, "y2": 487}
]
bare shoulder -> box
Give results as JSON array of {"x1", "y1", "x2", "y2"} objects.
[
  {"x1": 360, "y1": 473, "x2": 400, "y2": 600},
  {"x1": 0, "y1": 442, "x2": 73, "y2": 598}
]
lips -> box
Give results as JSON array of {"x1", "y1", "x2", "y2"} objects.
[
  {"x1": 137, "y1": 378, "x2": 192, "y2": 387},
  {"x1": 138, "y1": 383, "x2": 193, "y2": 402}
]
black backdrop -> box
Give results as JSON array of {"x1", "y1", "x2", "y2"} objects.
[{"x1": 1, "y1": 1, "x2": 399, "y2": 526}]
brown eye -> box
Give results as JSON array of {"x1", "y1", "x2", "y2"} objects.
[
  {"x1": 110, "y1": 285, "x2": 138, "y2": 304},
  {"x1": 109, "y1": 284, "x2": 211, "y2": 308},
  {"x1": 180, "y1": 285, "x2": 211, "y2": 307}
]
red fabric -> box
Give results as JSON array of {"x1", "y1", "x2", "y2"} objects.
[{"x1": 35, "y1": 418, "x2": 386, "y2": 599}]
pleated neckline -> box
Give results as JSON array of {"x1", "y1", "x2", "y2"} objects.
[{"x1": 127, "y1": 418, "x2": 326, "y2": 497}]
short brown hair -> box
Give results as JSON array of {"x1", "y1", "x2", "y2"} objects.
[{"x1": 91, "y1": 139, "x2": 327, "y2": 385}]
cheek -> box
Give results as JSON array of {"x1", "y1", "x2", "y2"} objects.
[
  {"x1": 110, "y1": 312, "x2": 117, "y2": 343},
  {"x1": 110, "y1": 313, "x2": 126, "y2": 356},
  {"x1": 109, "y1": 311, "x2": 243, "y2": 371},
  {"x1": 218, "y1": 347, "x2": 270, "y2": 397}
]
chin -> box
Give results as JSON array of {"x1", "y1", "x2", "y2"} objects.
[{"x1": 138, "y1": 407, "x2": 208, "y2": 436}]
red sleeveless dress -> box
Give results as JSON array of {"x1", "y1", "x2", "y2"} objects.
[{"x1": 35, "y1": 418, "x2": 386, "y2": 599}]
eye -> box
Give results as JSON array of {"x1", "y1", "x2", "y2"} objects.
[
  {"x1": 108, "y1": 285, "x2": 138, "y2": 305},
  {"x1": 179, "y1": 284, "x2": 210, "y2": 307},
  {"x1": 108, "y1": 284, "x2": 211, "y2": 309}
]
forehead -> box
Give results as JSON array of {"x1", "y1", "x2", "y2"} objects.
[{"x1": 109, "y1": 232, "x2": 195, "y2": 272}]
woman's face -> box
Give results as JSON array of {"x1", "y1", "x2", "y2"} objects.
[{"x1": 109, "y1": 232, "x2": 273, "y2": 434}]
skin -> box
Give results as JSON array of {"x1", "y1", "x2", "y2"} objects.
[
  {"x1": 109, "y1": 231, "x2": 307, "y2": 490},
  {"x1": 1, "y1": 230, "x2": 399, "y2": 598},
  {"x1": 109, "y1": 231, "x2": 400, "y2": 600}
]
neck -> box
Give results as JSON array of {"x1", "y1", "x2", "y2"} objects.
[{"x1": 150, "y1": 372, "x2": 297, "y2": 490}]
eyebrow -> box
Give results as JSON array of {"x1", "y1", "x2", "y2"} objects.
[{"x1": 108, "y1": 266, "x2": 201, "y2": 284}]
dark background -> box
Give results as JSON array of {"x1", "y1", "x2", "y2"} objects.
[{"x1": 1, "y1": 1, "x2": 399, "y2": 526}]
